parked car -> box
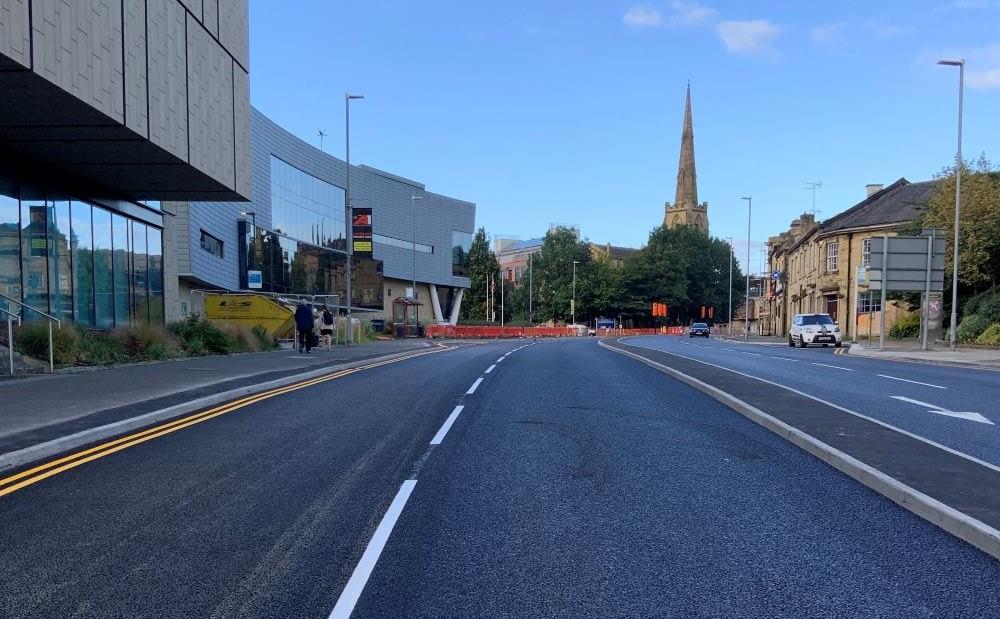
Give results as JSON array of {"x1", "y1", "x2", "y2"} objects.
[
  {"x1": 689, "y1": 322, "x2": 710, "y2": 337},
  {"x1": 789, "y1": 313, "x2": 842, "y2": 347}
]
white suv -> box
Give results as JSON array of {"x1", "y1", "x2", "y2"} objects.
[{"x1": 789, "y1": 313, "x2": 842, "y2": 348}]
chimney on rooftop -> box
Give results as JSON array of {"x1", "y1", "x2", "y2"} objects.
[{"x1": 866, "y1": 184, "x2": 884, "y2": 197}]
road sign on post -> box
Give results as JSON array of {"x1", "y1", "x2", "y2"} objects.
[{"x1": 868, "y1": 234, "x2": 947, "y2": 350}]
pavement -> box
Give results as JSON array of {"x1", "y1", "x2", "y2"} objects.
[
  {"x1": 1, "y1": 338, "x2": 998, "y2": 618},
  {"x1": 0, "y1": 339, "x2": 432, "y2": 459}
]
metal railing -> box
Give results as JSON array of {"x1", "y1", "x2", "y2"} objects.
[
  {"x1": 1, "y1": 306, "x2": 21, "y2": 375},
  {"x1": 0, "y1": 294, "x2": 62, "y2": 373}
]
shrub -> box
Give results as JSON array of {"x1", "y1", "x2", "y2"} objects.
[
  {"x1": 168, "y1": 316, "x2": 232, "y2": 355},
  {"x1": 76, "y1": 330, "x2": 128, "y2": 365},
  {"x1": 219, "y1": 323, "x2": 257, "y2": 353},
  {"x1": 14, "y1": 322, "x2": 79, "y2": 365},
  {"x1": 889, "y1": 313, "x2": 921, "y2": 339},
  {"x1": 976, "y1": 323, "x2": 1000, "y2": 346},
  {"x1": 251, "y1": 325, "x2": 276, "y2": 350},
  {"x1": 956, "y1": 313, "x2": 991, "y2": 343},
  {"x1": 115, "y1": 324, "x2": 177, "y2": 360}
]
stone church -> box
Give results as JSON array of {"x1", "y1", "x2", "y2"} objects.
[{"x1": 664, "y1": 85, "x2": 709, "y2": 233}]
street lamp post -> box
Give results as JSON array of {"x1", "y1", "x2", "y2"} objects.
[
  {"x1": 239, "y1": 210, "x2": 256, "y2": 230},
  {"x1": 528, "y1": 252, "x2": 533, "y2": 323},
  {"x1": 344, "y1": 93, "x2": 364, "y2": 346},
  {"x1": 938, "y1": 59, "x2": 964, "y2": 351},
  {"x1": 742, "y1": 197, "x2": 752, "y2": 341},
  {"x1": 572, "y1": 260, "x2": 580, "y2": 326},
  {"x1": 726, "y1": 237, "x2": 733, "y2": 336},
  {"x1": 410, "y1": 195, "x2": 423, "y2": 300}
]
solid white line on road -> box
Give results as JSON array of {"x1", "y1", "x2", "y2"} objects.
[
  {"x1": 879, "y1": 374, "x2": 946, "y2": 389},
  {"x1": 328, "y1": 479, "x2": 417, "y2": 619},
  {"x1": 484, "y1": 364, "x2": 496, "y2": 374},
  {"x1": 811, "y1": 362, "x2": 854, "y2": 371},
  {"x1": 890, "y1": 396, "x2": 993, "y2": 425},
  {"x1": 430, "y1": 405, "x2": 465, "y2": 445},
  {"x1": 466, "y1": 377, "x2": 484, "y2": 394}
]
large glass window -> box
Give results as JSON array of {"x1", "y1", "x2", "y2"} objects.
[
  {"x1": 0, "y1": 192, "x2": 20, "y2": 313},
  {"x1": 92, "y1": 207, "x2": 114, "y2": 329},
  {"x1": 131, "y1": 221, "x2": 148, "y2": 324},
  {"x1": 112, "y1": 214, "x2": 130, "y2": 326},
  {"x1": 47, "y1": 201, "x2": 73, "y2": 321},
  {"x1": 373, "y1": 233, "x2": 433, "y2": 253},
  {"x1": 71, "y1": 202, "x2": 94, "y2": 327},
  {"x1": 21, "y1": 199, "x2": 48, "y2": 317},
  {"x1": 270, "y1": 156, "x2": 346, "y2": 248},
  {"x1": 147, "y1": 227, "x2": 164, "y2": 324},
  {"x1": 245, "y1": 228, "x2": 382, "y2": 309},
  {"x1": 452, "y1": 231, "x2": 473, "y2": 277}
]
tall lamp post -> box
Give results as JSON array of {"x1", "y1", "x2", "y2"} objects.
[
  {"x1": 344, "y1": 93, "x2": 364, "y2": 346},
  {"x1": 528, "y1": 252, "x2": 533, "y2": 323},
  {"x1": 938, "y1": 59, "x2": 964, "y2": 351},
  {"x1": 572, "y1": 260, "x2": 580, "y2": 326},
  {"x1": 742, "y1": 197, "x2": 752, "y2": 341},
  {"x1": 726, "y1": 237, "x2": 734, "y2": 336},
  {"x1": 410, "y1": 195, "x2": 423, "y2": 299}
]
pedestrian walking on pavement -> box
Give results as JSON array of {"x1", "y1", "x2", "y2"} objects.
[
  {"x1": 294, "y1": 301, "x2": 314, "y2": 353},
  {"x1": 320, "y1": 305, "x2": 335, "y2": 350}
]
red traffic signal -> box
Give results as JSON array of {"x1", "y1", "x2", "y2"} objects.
[
  {"x1": 708, "y1": 306, "x2": 714, "y2": 319},
  {"x1": 700, "y1": 306, "x2": 706, "y2": 319}
]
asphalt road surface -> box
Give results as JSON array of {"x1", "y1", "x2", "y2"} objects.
[{"x1": 1, "y1": 338, "x2": 998, "y2": 618}]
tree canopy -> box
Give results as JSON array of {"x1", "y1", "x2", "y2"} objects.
[{"x1": 459, "y1": 224, "x2": 742, "y2": 327}]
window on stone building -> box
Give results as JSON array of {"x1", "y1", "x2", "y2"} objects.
[
  {"x1": 862, "y1": 238, "x2": 871, "y2": 268},
  {"x1": 826, "y1": 242, "x2": 839, "y2": 273},
  {"x1": 858, "y1": 291, "x2": 882, "y2": 313}
]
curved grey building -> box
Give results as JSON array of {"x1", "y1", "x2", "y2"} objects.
[{"x1": 168, "y1": 108, "x2": 475, "y2": 324}]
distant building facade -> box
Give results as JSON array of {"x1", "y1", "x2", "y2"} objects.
[
  {"x1": 664, "y1": 85, "x2": 709, "y2": 233},
  {"x1": 767, "y1": 179, "x2": 938, "y2": 339},
  {"x1": 168, "y1": 108, "x2": 475, "y2": 324}
]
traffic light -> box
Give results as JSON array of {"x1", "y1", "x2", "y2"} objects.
[
  {"x1": 708, "y1": 306, "x2": 714, "y2": 319},
  {"x1": 700, "y1": 306, "x2": 706, "y2": 319}
]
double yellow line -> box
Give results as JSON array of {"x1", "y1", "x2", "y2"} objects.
[{"x1": 0, "y1": 348, "x2": 445, "y2": 498}]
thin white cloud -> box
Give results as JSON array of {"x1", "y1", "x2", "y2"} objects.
[
  {"x1": 623, "y1": 5, "x2": 664, "y2": 28},
  {"x1": 809, "y1": 22, "x2": 846, "y2": 45},
  {"x1": 864, "y1": 21, "x2": 917, "y2": 39},
  {"x1": 716, "y1": 19, "x2": 780, "y2": 59},
  {"x1": 623, "y1": 2, "x2": 716, "y2": 30},
  {"x1": 665, "y1": 1, "x2": 717, "y2": 27},
  {"x1": 919, "y1": 43, "x2": 1000, "y2": 91},
  {"x1": 968, "y1": 68, "x2": 1000, "y2": 89}
]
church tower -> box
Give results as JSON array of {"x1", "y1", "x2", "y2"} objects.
[{"x1": 664, "y1": 84, "x2": 709, "y2": 232}]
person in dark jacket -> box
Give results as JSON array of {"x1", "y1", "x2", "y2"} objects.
[{"x1": 294, "y1": 301, "x2": 314, "y2": 353}]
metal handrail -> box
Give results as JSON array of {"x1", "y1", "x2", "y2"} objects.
[
  {"x1": 0, "y1": 293, "x2": 61, "y2": 373},
  {"x1": 0, "y1": 293, "x2": 62, "y2": 325},
  {"x1": 1, "y1": 306, "x2": 21, "y2": 376}
]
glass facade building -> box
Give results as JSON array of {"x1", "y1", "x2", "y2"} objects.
[
  {"x1": 0, "y1": 182, "x2": 163, "y2": 327},
  {"x1": 237, "y1": 157, "x2": 383, "y2": 309}
]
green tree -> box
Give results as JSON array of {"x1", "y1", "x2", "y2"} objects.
[
  {"x1": 532, "y1": 227, "x2": 592, "y2": 323},
  {"x1": 619, "y1": 225, "x2": 742, "y2": 325},
  {"x1": 460, "y1": 227, "x2": 499, "y2": 321},
  {"x1": 923, "y1": 155, "x2": 1000, "y2": 292}
]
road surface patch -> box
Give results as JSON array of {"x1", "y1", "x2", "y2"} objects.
[
  {"x1": 879, "y1": 375, "x2": 946, "y2": 389},
  {"x1": 601, "y1": 338, "x2": 1000, "y2": 560},
  {"x1": 0, "y1": 349, "x2": 445, "y2": 498},
  {"x1": 328, "y1": 480, "x2": 418, "y2": 619}
]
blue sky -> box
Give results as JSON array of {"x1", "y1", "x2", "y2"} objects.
[{"x1": 249, "y1": 1, "x2": 1000, "y2": 272}]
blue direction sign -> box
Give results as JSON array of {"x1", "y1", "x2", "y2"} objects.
[{"x1": 771, "y1": 270, "x2": 781, "y2": 280}]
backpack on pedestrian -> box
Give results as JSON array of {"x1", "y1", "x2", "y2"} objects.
[{"x1": 323, "y1": 310, "x2": 334, "y2": 326}]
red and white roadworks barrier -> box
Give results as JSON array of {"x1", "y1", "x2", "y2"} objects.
[{"x1": 424, "y1": 325, "x2": 686, "y2": 339}]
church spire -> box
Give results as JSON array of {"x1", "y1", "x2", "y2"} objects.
[{"x1": 674, "y1": 82, "x2": 698, "y2": 208}]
